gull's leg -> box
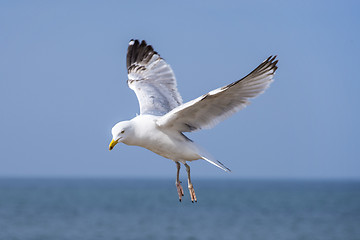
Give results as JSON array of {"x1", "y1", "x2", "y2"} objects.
[
  {"x1": 175, "y1": 162, "x2": 184, "y2": 202},
  {"x1": 185, "y1": 163, "x2": 197, "y2": 203}
]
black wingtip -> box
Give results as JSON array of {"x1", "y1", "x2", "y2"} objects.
[
  {"x1": 263, "y1": 55, "x2": 279, "y2": 73},
  {"x1": 126, "y1": 39, "x2": 159, "y2": 71},
  {"x1": 271, "y1": 57, "x2": 279, "y2": 73}
]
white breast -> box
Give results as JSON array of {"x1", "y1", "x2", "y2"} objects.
[{"x1": 124, "y1": 115, "x2": 201, "y2": 161}]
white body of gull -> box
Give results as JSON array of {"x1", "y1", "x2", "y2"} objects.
[{"x1": 109, "y1": 40, "x2": 278, "y2": 202}]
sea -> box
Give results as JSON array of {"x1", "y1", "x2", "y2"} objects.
[{"x1": 0, "y1": 178, "x2": 359, "y2": 240}]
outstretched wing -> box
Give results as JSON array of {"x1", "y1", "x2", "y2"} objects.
[
  {"x1": 157, "y1": 56, "x2": 278, "y2": 132},
  {"x1": 126, "y1": 40, "x2": 183, "y2": 116}
]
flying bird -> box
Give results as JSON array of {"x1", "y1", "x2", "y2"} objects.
[{"x1": 109, "y1": 39, "x2": 278, "y2": 202}]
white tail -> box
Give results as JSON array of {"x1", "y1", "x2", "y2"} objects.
[
  {"x1": 201, "y1": 155, "x2": 231, "y2": 172},
  {"x1": 195, "y1": 143, "x2": 231, "y2": 172}
]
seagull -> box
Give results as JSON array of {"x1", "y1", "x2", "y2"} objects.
[{"x1": 109, "y1": 39, "x2": 278, "y2": 202}]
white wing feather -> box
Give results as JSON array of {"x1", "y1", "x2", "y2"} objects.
[
  {"x1": 157, "y1": 56, "x2": 278, "y2": 132},
  {"x1": 126, "y1": 40, "x2": 182, "y2": 116}
]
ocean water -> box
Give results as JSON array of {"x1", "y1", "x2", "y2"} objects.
[{"x1": 0, "y1": 179, "x2": 359, "y2": 240}]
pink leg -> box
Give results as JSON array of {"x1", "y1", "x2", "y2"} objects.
[
  {"x1": 175, "y1": 162, "x2": 184, "y2": 202},
  {"x1": 185, "y1": 163, "x2": 197, "y2": 203}
]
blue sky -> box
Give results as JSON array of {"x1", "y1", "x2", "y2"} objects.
[{"x1": 0, "y1": 0, "x2": 359, "y2": 179}]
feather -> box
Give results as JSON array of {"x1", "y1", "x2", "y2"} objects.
[
  {"x1": 126, "y1": 40, "x2": 182, "y2": 116},
  {"x1": 157, "y1": 56, "x2": 278, "y2": 132}
]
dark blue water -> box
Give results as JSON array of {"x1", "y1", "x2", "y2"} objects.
[{"x1": 0, "y1": 179, "x2": 359, "y2": 240}]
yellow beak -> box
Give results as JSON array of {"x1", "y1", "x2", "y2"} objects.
[{"x1": 109, "y1": 139, "x2": 119, "y2": 151}]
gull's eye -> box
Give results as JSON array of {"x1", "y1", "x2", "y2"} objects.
[{"x1": 121, "y1": 130, "x2": 125, "y2": 134}]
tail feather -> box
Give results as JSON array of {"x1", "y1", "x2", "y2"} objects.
[
  {"x1": 201, "y1": 155, "x2": 231, "y2": 172},
  {"x1": 195, "y1": 143, "x2": 231, "y2": 172}
]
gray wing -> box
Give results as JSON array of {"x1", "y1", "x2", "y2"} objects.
[
  {"x1": 157, "y1": 56, "x2": 278, "y2": 132},
  {"x1": 126, "y1": 40, "x2": 182, "y2": 116}
]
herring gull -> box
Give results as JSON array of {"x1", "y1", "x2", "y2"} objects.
[{"x1": 109, "y1": 39, "x2": 278, "y2": 202}]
